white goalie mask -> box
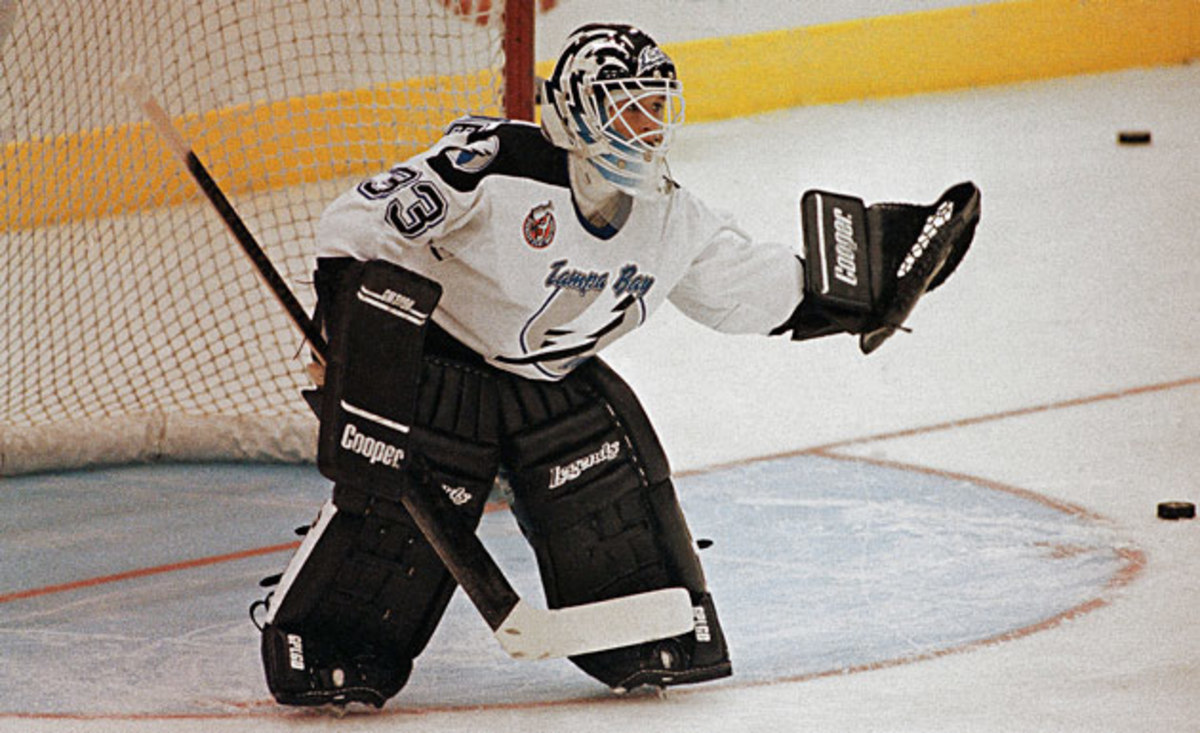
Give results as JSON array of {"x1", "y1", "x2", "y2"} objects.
[{"x1": 541, "y1": 24, "x2": 685, "y2": 197}]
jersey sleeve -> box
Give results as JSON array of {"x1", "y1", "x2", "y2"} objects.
[
  {"x1": 668, "y1": 216, "x2": 805, "y2": 335},
  {"x1": 314, "y1": 118, "x2": 503, "y2": 261}
]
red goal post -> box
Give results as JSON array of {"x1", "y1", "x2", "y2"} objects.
[
  {"x1": 0, "y1": 0, "x2": 536, "y2": 475},
  {"x1": 503, "y1": 0, "x2": 537, "y2": 121}
]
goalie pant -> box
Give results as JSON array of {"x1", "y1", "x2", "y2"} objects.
[{"x1": 255, "y1": 257, "x2": 731, "y2": 708}]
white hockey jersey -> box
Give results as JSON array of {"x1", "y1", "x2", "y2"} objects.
[{"x1": 316, "y1": 117, "x2": 804, "y2": 381}]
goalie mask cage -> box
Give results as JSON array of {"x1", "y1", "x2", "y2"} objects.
[{"x1": 0, "y1": 0, "x2": 535, "y2": 475}]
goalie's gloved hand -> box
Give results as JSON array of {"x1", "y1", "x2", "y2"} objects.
[
  {"x1": 868, "y1": 181, "x2": 979, "y2": 294},
  {"x1": 774, "y1": 181, "x2": 980, "y2": 353}
]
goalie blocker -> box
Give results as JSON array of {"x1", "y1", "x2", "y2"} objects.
[
  {"x1": 775, "y1": 181, "x2": 980, "y2": 352},
  {"x1": 316, "y1": 259, "x2": 442, "y2": 490}
]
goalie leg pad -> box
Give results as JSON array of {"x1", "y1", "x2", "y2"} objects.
[
  {"x1": 260, "y1": 337, "x2": 501, "y2": 708},
  {"x1": 502, "y1": 359, "x2": 731, "y2": 691},
  {"x1": 259, "y1": 433, "x2": 496, "y2": 707}
]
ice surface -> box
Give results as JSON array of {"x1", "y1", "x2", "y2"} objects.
[{"x1": 0, "y1": 457, "x2": 1134, "y2": 716}]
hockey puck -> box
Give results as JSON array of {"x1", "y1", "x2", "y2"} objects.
[
  {"x1": 1117, "y1": 130, "x2": 1152, "y2": 145},
  {"x1": 697, "y1": 538, "x2": 714, "y2": 550},
  {"x1": 1157, "y1": 501, "x2": 1195, "y2": 520}
]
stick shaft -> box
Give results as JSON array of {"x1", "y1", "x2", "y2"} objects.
[
  {"x1": 183, "y1": 152, "x2": 329, "y2": 362},
  {"x1": 134, "y1": 88, "x2": 328, "y2": 362},
  {"x1": 399, "y1": 489, "x2": 520, "y2": 631}
]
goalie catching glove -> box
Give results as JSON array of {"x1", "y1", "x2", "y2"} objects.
[{"x1": 774, "y1": 181, "x2": 980, "y2": 353}]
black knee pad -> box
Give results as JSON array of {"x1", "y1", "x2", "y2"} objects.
[
  {"x1": 503, "y1": 360, "x2": 731, "y2": 691},
  {"x1": 326, "y1": 431, "x2": 498, "y2": 652}
]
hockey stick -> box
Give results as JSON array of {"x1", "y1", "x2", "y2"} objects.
[
  {"x1": 118, "y1": 73, "x2": 695, "y2": 660},
  {"x1": 117, "y1": 73, "x2": 328, "y2": 364}
]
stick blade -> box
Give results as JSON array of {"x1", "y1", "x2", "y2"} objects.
[{"x1": 494, "y1": 588, "x2": 695, "y2": 660}]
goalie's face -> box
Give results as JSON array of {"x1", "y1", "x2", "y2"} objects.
[
  {"x1": 582, "y1": 76, "x2": 683, "y2": 196},
  {"x1": 598, "y1": 79, "x2": 684, "y2": 154}
]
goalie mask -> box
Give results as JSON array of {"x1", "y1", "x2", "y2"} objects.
[{"x1": 541, "y1": 24, "x2": 685, "y2": 197}]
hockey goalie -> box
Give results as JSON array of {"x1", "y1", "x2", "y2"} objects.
[{"x1": 252, "y1": 22, "x2": 980, "y2": 708}]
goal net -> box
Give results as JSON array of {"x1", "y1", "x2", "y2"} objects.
[{"x1": 0, "y1": 0, "x2": 533, "y2": 475}]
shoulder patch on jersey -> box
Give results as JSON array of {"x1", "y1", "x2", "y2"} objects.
[
  {"x1": 445, "y1": 136, "x2": 500, "y2": 174},
  {"x1": 428, "y1": 120, "x2": 568, "y2": 193}
]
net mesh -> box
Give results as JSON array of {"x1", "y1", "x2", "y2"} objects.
[{"x1": 0, "y1": 0, "x2": 509, "y2": 474}]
